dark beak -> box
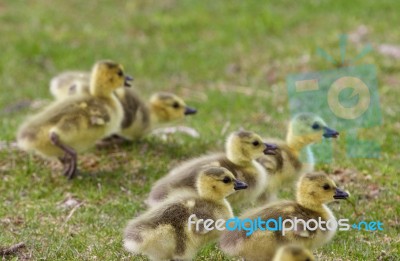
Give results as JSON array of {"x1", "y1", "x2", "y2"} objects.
[
  {"x1": 184, "y1": 106, "x2": 197, "y2": 115},
  {"x1": 124, "y1": 75, "x2": 134, "y2": 87},
  {"x1": 333, "y1": 188, "x2": 349, "y2": 199},
  {"x1": 233, "y1": 179, "x2": 248, "y2": 191},
  {"x1": 263, "y1": 142, "x2": 278, "y2": 155},
  {"x1": 323, "y1": 127, "x2": 339, "y2": 138}
]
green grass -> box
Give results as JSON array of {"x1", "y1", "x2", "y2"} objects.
[{"x1": 1, "y1": 0, "x2": 399, "y2": 260}]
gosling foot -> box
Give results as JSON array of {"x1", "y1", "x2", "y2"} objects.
[{"x1": 50, "y1": 132, "x2": 78, "y2": 180}]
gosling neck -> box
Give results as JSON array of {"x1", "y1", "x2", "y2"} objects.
[
  {"x1": 148, "y1": 102, "x2": 172, "y2": 126},
  {"x1": 197, "y1": 187, "x2": 226, "y2": 204},
  {"x1": 286, "y1": 134, "x2": 310, "y2": 156},
  {"x1": 89, "y1": 78, "x2": 113, "y2": 98},
  {"x1": 226, "y1": 149, "x2": 253, "y2": 167},
  {"x1": 296, "y1": 194, "x2": 325, "y2": 212},
  {"x1": 149, "y1": 106, "x2": 162, "y2": 125}
]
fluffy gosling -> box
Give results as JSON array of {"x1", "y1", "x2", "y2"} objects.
[
  {"x1": 124, "y1": 166, "x2": 248, "y2": 261},
  {"x1": 257, "y1": 112, "x2": 339, "y2": 203},
  {"x1": 273, "y1": 245, "x2": 315, "y2": 261},
  {"x1": 49, "y1": 71, "x2": 90, "y2": 100},
  {"x1": 219, "y1": 172, "x2": 348, "y2": 261},
  {"x1": 17, "y1": 61, "x2": 132, "y2": 179},
  {"x1": 116, "y1": 90, "x2": 197, "y2": 140},
  {"x1": 147, "y1": 130, "x2": 277, "y2": 208}
]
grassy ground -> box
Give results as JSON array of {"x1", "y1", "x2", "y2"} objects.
[{"x1": 1, "y1": 0, "x2": 399, "y2": 260}]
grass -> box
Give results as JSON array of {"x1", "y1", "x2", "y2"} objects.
[{"x1": 0, "y1": 0, "x2": 399, "y2": 260}]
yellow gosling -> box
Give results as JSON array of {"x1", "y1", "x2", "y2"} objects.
[
  {"x1": 219, "y1": 172, "x2": 348, "y2": 261},
  {"x1": 124, "y1": 167, "x2": 247, "y2": 261},
  {"x1": 17, "y1": 61, "x2": 132, "y2": 179},
  {"x1": 272, "y1": 245, "x2": 315, "y2": 261}
]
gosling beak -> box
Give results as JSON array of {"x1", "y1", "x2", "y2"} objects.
[
  {"x1": 323, "y1": 127, "x2": 339, "y2": 138},
  {"x1": 234, "y1": 180, "x2": 248, "y2": 191},
  {"x1": 124, "y1": 75, "x2": 134, "y2": 87},
  {"x1": 184, "y1": 106, "x2": 197, "y2": 115},
  {"x1": 263, "y1": 142, "x2": 278, "y2": 155},
  {"x1": 333, "y1": 188, "x2": 349, "y2": 199}
]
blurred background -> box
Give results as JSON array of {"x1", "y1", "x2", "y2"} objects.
[{"x1": 0, "y1": 0, "x2": 399, "y2": 260}]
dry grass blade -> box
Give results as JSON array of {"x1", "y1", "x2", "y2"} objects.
[{"x1": 62, "y1": 202, "x2": 84, "y2": 226}]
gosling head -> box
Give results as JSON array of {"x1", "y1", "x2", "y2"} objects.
[
  {"x1": 89, "y1": 60, "x2": 133, "y2": 96},
  {"x1": 273, "y1": 245, "x2": 315, "y2": 261},
  {"x1": 196, "y1": 167, "x2": 248, "y2": 200},
  {"x1": 287, "y1": 112, "x2": 339, "y2": 148},
  {"x1": 296, "y1": 172, "x2": 349, "y2": 208},
  {"x1": 226, "y1": 130, "x2": 277, "y2": 165},
  {"x1": 149, "y1": 92, "x2": 197, "y2": 122}
]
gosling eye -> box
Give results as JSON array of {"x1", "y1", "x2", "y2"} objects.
[
  {"x1": 117, "y1": 70, "x2": 124, "y2": 77},
  {"x1": 222, "y1": 177, "x2": 231, "y2": 184},
  {"x1": 322, "y1": 184, "x2": 330, "y2": 190},
  {"x1": 172, "y1": 102, "x2": 180, "y2": 109},
  {"x1": 312, "y1": 122, "x2": 321, "y2": 130},
  {"x1": 252, "y1": 140, "x2": 260, "y2": 146}
]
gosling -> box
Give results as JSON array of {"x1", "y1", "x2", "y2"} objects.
[
  {"x1": 257, "y1": 112, "x2": 339, "y2": 203},
  {"x1": 147, "y1": 130, "x2": 277, "y2": 208},
  {"x1": 219, "y1": 172, "x2": 349, "y2": 261},
  {"x1": 17, "y1": 61, "x2": 132, "y2": 179},
  {"x1": 123, "y1": 166, "x2": 248, "y2": 261},
  {"x1": 116, "y1": 90, "x2": 197, "y2": 141},
  {"x1": 49, "y1": 71, "x2": 90, "y2": 99},
  {"x1": 273, "y1": 245, "x2": 315, "y2": 261}
]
